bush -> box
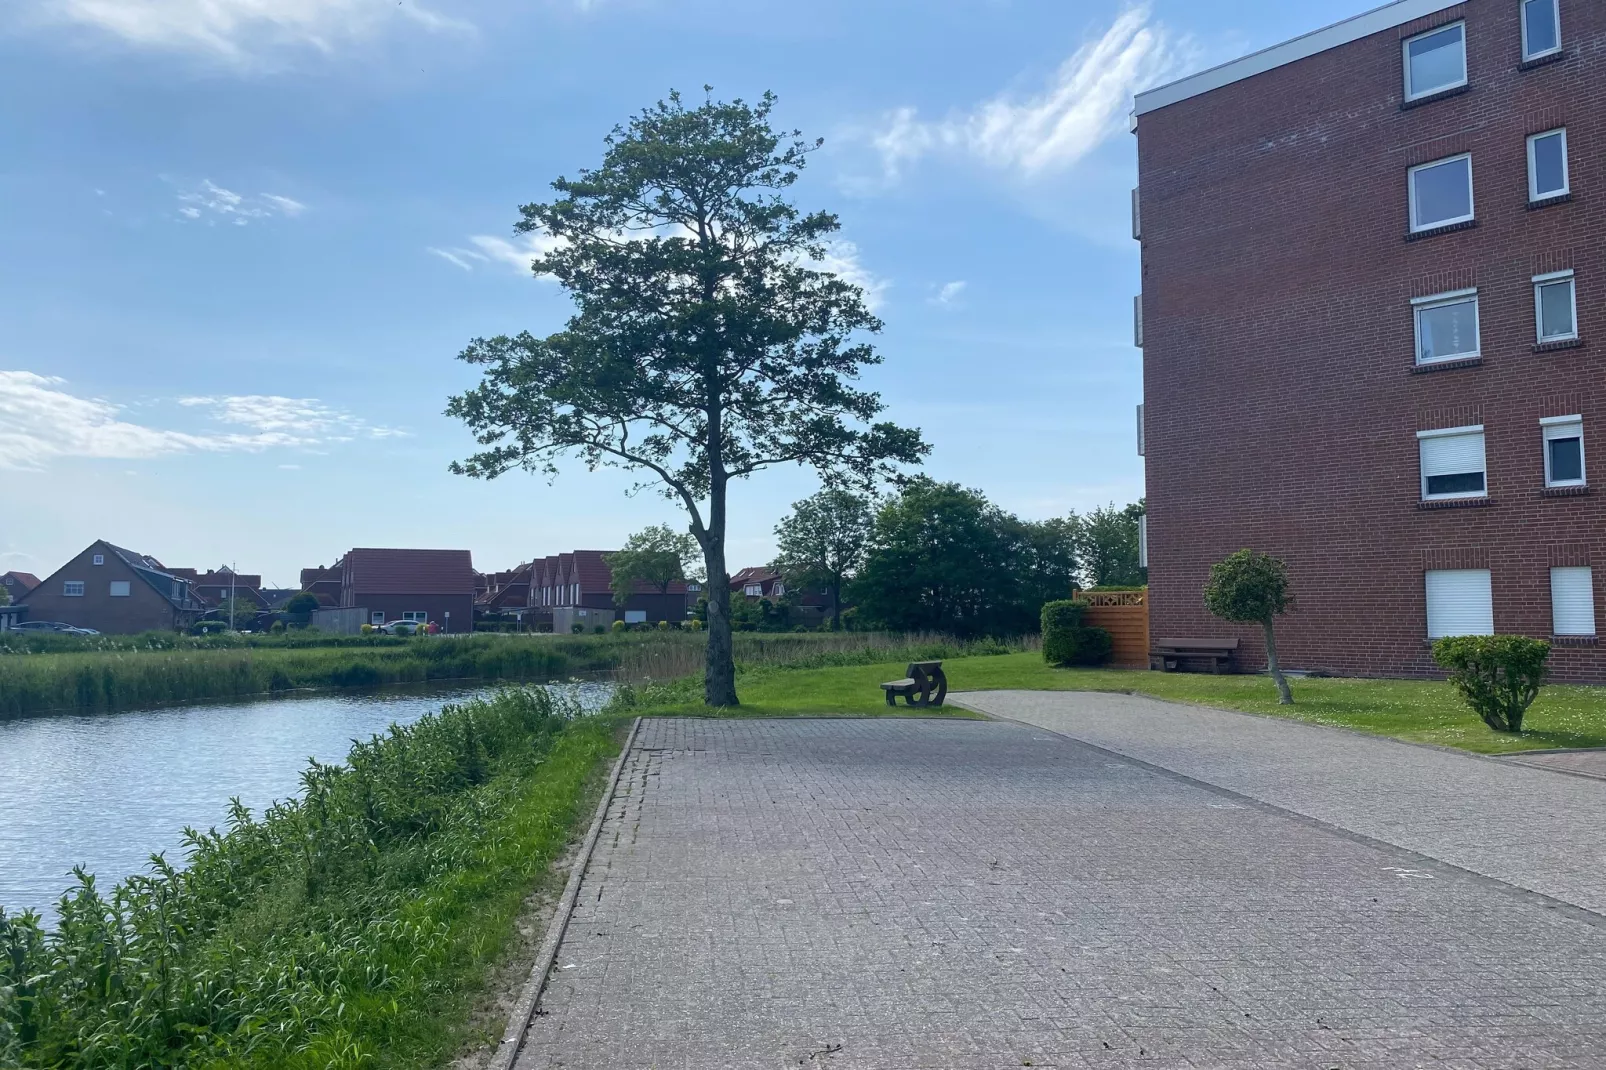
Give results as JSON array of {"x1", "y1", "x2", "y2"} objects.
[
  {"x1": 658, "y1": 620, "x2": 671, "y2": 631},
  {"x1": 571, "y1": 623, "x2": 585, "y2": 634},
  {"x1": 611, "y1": 619, "x2": 627, "y2": 633},
  {"x1": 686, "y1": 618, "x2": 703, "y2": 632},
  {"x1": 1040, "y1": 601, "x2": 1111, "y2": 666},
  {"x1": 360, "y1": 623, "x2": 374, "y2": 635},
  {"x1": 269, "y1": 620, "x2": 286, "y2": 634},
  {"x1": 1432, "y1": 635, "x2": 1550, "y2": 733}
]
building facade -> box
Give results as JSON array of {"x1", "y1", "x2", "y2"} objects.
[
  {"x1": 1136, "y1": 0, "x2": 1603, "y2": 679},
  {"x1": 339, "y1": 548, "x2": 476, "y2": 632},
  {"x1": 17, "y1": 541, "x2": 205, "y2": 634}
]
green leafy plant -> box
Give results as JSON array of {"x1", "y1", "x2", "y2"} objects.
[
  {"x1": 1040, "y1": 600, "x2": 1112, "y2": 667},
  {"x1": 1432, "y1": 635, "x2": 1550, "y2": 733},
  {"x1": 1203, "y1": 549, "x2": 1295, "y2": 705},
  {"x1": 773, "y1": 487, "x2": 874, "y2": 631}
]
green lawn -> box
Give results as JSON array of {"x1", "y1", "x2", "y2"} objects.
[{"x1": 626, "y1": 652, "x2": 1606, "y2": 755}]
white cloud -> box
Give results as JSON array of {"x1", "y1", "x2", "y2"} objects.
[
  {"x1": 0, "y1": 372, "x2": 404, "y2": 471},
  {"x1": 930, "y1": 280, "x2": 967, "y2": 307},
  {"x1": 37, "y1": 0, "x2": 469, "y2": 64},
  {"x1": 808, "y1": 240, "x2": 889, "y2": 312},
  {"x1": 869, "y1": 5, "x2": 1187, "y2": 180},
  {"x1": 426, "y1": 232, "x2": 565, "y2": 277},
  {"x1": 175, "y1": 180, "x2": 307, "y2": 225}
]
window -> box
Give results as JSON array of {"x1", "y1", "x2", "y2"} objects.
[
  {"x1": 773, "y1": 582, "x2": 786, "y2": 596},
  {"x1": 92, "y1": 554, "x2": 104, "y2": 566},
  {"x1": 1542, "y1": 415, "x2": 1585, "y2": 487},
  {"x1": 63, "y1": 581, "x2": 85, "y2": 597},
  {"x1": 1527, "y1": 129, "x2": 1569, "y2": 201},
  {"x1": 1413, "y1": 289, "x2": 1480, "y2": 364},
  {"x1": 744, "y1": 584, "x2": 763, "y2": 597},
  {"x1": 1426, "y1": 569, "x2": 1494, "y2": 638},
  {"x1": 401, "y1": 611, "x2": 428, "y2": 622},
  {"x1": 1419, "y1": 426, "x2": 1487, "y2": 499},
  {"x1": 1522, "y1": 0, "x2": 1562, "y2": 61},
  {"x1": 624, "y1": 610, "x2": 647, "y2": 624},
  {"x1": 1534, "y1": 270, "x2": 1577, "y2": 342},
  {"x1": 109, "y1": 581, "x2": 131, "y2": 597},
  {"x1": 1133, "y1": 295, "x2": 1144, "y2": 348},
  {"x1": 1403, "y1": 22, "x2": 1467, "y2": 101},
  {"x1": 371, "y1": 611, "x2": 385, "y2": 625},
  {"x1": 1409, "y1": 154, "x2": 1474, "y2": 232},
  {"x1": 1551, "y1": 567, "x2": 1595, "y2": 636}
]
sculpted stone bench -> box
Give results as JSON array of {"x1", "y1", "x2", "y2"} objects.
[{"x1": 880, "y1": 660, "x2": 947, "y2": 708}]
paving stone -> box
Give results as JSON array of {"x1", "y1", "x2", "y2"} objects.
[{"x1": 514, "y1": 717, "x2": 1606, "y2": 1069}]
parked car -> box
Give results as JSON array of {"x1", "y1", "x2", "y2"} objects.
[
  {"x1": 14, "y1": 621, "x2": 99, "y2": 635},
  {"x1": 379, "y1": 620, "x2": 427, "y2": 636}
]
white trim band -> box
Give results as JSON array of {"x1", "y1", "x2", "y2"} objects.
[{"x1": 1418, "y1": 424, "x2": 1484, "y2": 439}]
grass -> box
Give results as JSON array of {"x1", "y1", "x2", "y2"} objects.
[
  {"x1": 0, "y1": 688, "x2": 625, "y2": 1069},
  {"x1": 613, "y1": 651, "x2": 1606, "y2": 755}
]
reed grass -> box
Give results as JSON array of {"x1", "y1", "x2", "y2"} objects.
[{"x1": 0, "y1": 688, "x2": 622, "y2": 1069}]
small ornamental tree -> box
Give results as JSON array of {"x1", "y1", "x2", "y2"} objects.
[
  {"x1": 605, "y1": 524, "x2": 702, "y2": 607},
  {"x1": 1432, "y1": 635, "x2": 1550, "y2": 734},
  {"x1": 1203, "y1": 549, "x2": 1295, "y2": 705}
]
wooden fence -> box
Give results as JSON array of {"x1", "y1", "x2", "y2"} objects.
[{"x1": 1075, "y1": 589, "x2": 1150, "y2": 669}]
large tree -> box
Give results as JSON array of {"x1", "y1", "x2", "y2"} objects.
[
  {"x1": 1077, "y1": 501, "x2": 1147, "y2": 588},
  {"x1": 772, "y1": 487, "x2": 874, "y2": 630},
  {"x1": 446, "y1": 91, "x2": 925, "y2": 705},
  {"x1": 605, "y1": 524, "x2": 702, "y2": 607}
]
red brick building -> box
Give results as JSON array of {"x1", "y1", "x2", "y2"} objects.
[
  {"x1": 339, "y1": 548, "x2": 476, "y2": 632},
  {"x1": 16, "y1": 541, "x2": 205, "y2": 634},
  {"x1": 1136, "y1": 0, "x2": 1603, "y2": 679}
]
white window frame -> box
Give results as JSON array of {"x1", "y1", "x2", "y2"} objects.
[
  {"x1": 1526, "y1": 128, "x2": 1570, "y2": 202},
  {"x1": 1533, "y1": 270, "x2": 1578, "y2": 343},
  {"x1": 624, "y1": 610, "x2": 648, "y2": 624},
  {"x1": 109, "y1": 581, "x2": 131, "y2": 597},
  {"x1": 401, "y1": 611, "x2": 428, "y2": 622},
  {"x1": 1551, "y1": 566, "x2": 1596, "y2": 637},
  {"x1": 743, "y1": 583, "x2": 763, "y2": 597},
  {"x1": 1403, "y1": 21, "x2": 1468, "y2": 102},
  {"x1": 1418, "y1": 424, "x2": 1488, "y2": 501},
  {"x1": 1408, "y1": 154, "x2": 1475, "y2": 233},
  {"x1": 63, "y1": 581, "x2": 85, "y2": 597},
  {"x1": 1541, "y1": 414, "x2": 1586, "y2": 488},
  {"x1": 1411, "y1": 288, "x2": 1481, "y2": 365},
  {"x1": 92, "y1": 554, "x2": 104, "y2": 566},
  {"x1": 371, "y1": 611, "x2": 385, "y2": 625},
  {"x1": 1521, "y1": 0, "x2": 1563, "y2": 62}
]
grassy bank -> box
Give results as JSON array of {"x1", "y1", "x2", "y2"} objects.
[
  {"x1": 0, "y1": 632, "x2": 1032, "y2": 718},
  {"x1": 0, "y1": 688, "x2": 623, "y2": 1069},
  {"x1": 613, "y1": 651, "x2": 1606, "y2": 754}
]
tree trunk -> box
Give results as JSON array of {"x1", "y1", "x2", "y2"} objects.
[
  {"x1": 831, "y1": 575, "x2": 842, "y2": 631},
  {"x1": 702, "y1": 474, "x2": 738, "y2": 707},
  {"x1": 1262, "y1": 617, "x2": 1293, "y2": 705}
]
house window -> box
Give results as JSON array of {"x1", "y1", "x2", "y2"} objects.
[
  {"x1": 773, "y1": 582, "x2": 786, "y2": 597},
  {"x1": 1403, "y1": 22, "x2": 1467, "y2": 101},
  {"x1": 1418, "y1": 425, "x2": 1487, "y2": 500},
  {"x1": 109, "y1": 581, "x2": 131, "y2": 597},
  {"x1": 1551, "y1": 567, "x2": 1595, "y2": 636},
  {"x1": 1527, "y1": 129, "x2": 1569, "y2": 201},
  {"x1": 401, "y1": 611, "x2": 428, "y2": 622},
  {"x1": 1522, "y1": 0, "x2": 1562, "y2": 61},
  {"x1": 744, "y1": 584, "x2": 763, "y2": 597},
  {"x1": 1412, "y1": 289, "x2": 1480, "y2": 364},
  {"x1": 1426, "y1": 569, "x2": 1494, "y2": 638},
  {"x1": 1409, "y1": 154, "x2": 1474, "y2": 232},
  {"x1": 1534, "y1": 270, "x2": 1577, "y2": 342},
  {"x1": 371, "y1": 611, "x2": 385, "y2": 625},
  {"x1": 1541, "y1": 415, "x2": 1585, "y2": 487},
  {"x1": 64, "y1": 581, "x2": 85, "y2": 596},
  {"x1": 92, "y1": 554, "x2": 104, "y2": 566},
  {"x1": 624, "y1": 610, "x2": 647, "y2": 624}
]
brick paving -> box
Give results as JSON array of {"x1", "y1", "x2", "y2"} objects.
[
  {"x1": 515, "y1": 716, "x2": 1606, "y2": 1069},
  {"x1": 1500, "y1": 749, "x2": 1606, "y2": 781},
  {"x1": 956, "y1": 690, "x2": 1606, "y2": 916}
]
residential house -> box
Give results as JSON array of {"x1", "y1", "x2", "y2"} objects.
[
  {"x1": 298, "y1": 565, "x2": 345, "y2": 608},
  {"x1": 1, "y1": 572, "x2": 40, "y2": 603},
  {"x1": 171, "y1": 567, "x2": 272, "y2": 611},
  {"x1": 477, "y1": 562, "x2": 540, "y2": 626},
  {"x1": 532, "y1": 549, "x2": 690, "y2": 632},
  {"x1": 1135, "y1": 0, "x2": 1604, "y2": 679},
  {"x1": 729, "y1": 566, "x2": 831, "y2": 626},
  {"x1": 339, "y1": 547, "x2": 476, "y2": 632},
  {"x1": 16, "y1": 541, "x2": 205, "y2": 634}
]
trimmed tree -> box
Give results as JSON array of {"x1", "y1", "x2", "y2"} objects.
[
  {"x1": 446, "y1": 91, "x2": 925, "y2": 706},
  {"x1": 1432, "y1": 635, "x2": 1550, "y2": 734},
  {"x1": 605, "y1": 525, "x2": 702, "y2": 607},
  {"x1": 1203, "y1": 549, "x2": 1295, "y2": 705},
  {"x1": 772, "y1": 487, "x2": 873, "y2": 630}
]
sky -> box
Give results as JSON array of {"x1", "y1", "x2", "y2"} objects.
[{"x1": 0, "y1": 0, "x2": 1371, "y2": 587}]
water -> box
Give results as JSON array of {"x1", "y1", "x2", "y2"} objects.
[{"x1": 0, "y1": 683, "x2": 613, "y2": 923}]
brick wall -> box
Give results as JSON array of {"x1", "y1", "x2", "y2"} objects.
[
  {"x1": 19, "y1": 545, "x2": 185, "y2": 634},
  {"x1": 1137, "y1": 1, "x2": 1606, "y2": 680}
]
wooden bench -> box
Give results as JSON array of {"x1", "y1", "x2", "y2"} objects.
[
  {"x1": 881, "y1": 661, "x2": 948, "y2": 708},
  {"x1": 1150, "y1": 638, "x2": 1239, "y2": 674}
]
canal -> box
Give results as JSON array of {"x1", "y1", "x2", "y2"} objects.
[{"x1": 0, "y1": 683, "x2": 612, "y2": 922}]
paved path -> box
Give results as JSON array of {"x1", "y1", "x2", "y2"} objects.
[
  {"x1": 955, "y1": 691, "x2": 1606, "y2": 916},
  {"x1": 516, "y1": 716, "x2": 1606, "y2": 1069}
]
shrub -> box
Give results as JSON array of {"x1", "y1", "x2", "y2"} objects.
[
  {"x1": 611, "y1": 619, "x2": 626, "y2": 633},
  {"x1": 1040, "y1": 601, "x2": 1111, "y2": 666},
  {"x1": 571, "y1": 622, "x2": 585, "y2": 634},
  {"x1": 593, "y1": 625, "x2": 607, "y2": 634},
  {"x1": 686, "y1": 618, "x2": 703, "y2": 632},
  {"x1": 360, "y1": 623, "x2": 374, "y2": 635},
  {"x1": 658, "y1": 620, "x2": 671, "y2": 631},
  {"x1": 269, "y1": 620, "x2": 286, "y2": 634},
  {"x1": 1432, "y1": 635, "x2": 1551, "y2": 733}
]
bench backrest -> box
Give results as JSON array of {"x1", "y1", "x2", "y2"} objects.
[
  {"x1": 1152, "y1": 638, "x2": 1240, "y2": 652},
  {"x1": 907, "y1": 660, "x2": 944, "y2": 678}
]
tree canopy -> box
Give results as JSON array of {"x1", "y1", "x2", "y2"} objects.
[
  {"x1": 605, "y1": 525, "x2": 702, "y2": 606},
  {"x1": 1077, "y1": 501, "x2": 1146, "y2": 589},
  {"x1": 1204, "y1": 549, "x2": 1295, "y2": 704},
  {"x1": 772, "y1": 487, "x2": 874, "y2": 629},
  {"x1": 446, "y1": 90, "x2": 925, "y2": 705}
]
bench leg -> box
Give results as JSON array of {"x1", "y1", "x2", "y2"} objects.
[{"x1": 885, "y1": 690, "x2": 896, "y2": 707}]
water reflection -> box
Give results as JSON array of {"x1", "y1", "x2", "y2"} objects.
[{"x1": 0, "y1": 683, "x2": 612, "y2": 922}]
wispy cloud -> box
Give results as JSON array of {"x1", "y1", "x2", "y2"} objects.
[
  {"x1": 0, "y1": 371, "x2": 404, "y2": 471},
  {"x1": 35, "y1": 0, "x2": 470, "y2": 65},
  {"x1": 867, "y1": 6, "x2": 1187, "y2": 181},
  {"x1": 929, "y1": 280, "x2": 967, "y2": 307},
  {"x1": 808, "y1": 240, "x2": 889, "y2": 312},
  {"x1": 175, "y1": 180, "x2": 307, "y2": 225},
  {"x1": 427, "y1": 232, "x2": 565, "y2": 276}
]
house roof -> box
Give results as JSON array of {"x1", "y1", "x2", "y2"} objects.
[
  {"x1": 1, "y1": 572, "x2": 40, "y2": 591},
  {"x1": 1133, "y1": 0, "x2": 1461, "y2": 118},
  {"x1": 730, "y1": 566, "x2": 781, "y2": 588},
  {"x1": 343, "y1": 548, "x2": 475, "y2": 595},
  {"x1": 104, "y1": 542, "x2": 205, "y2": 610}
]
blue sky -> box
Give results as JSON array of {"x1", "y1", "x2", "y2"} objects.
[{"x1": 1, "y1": 0, "x2": 1366, "y2": 585}]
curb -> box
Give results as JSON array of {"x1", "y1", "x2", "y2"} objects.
[{"x1": 491, "y1": 715, "x2": 641, "y2": 1070}]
